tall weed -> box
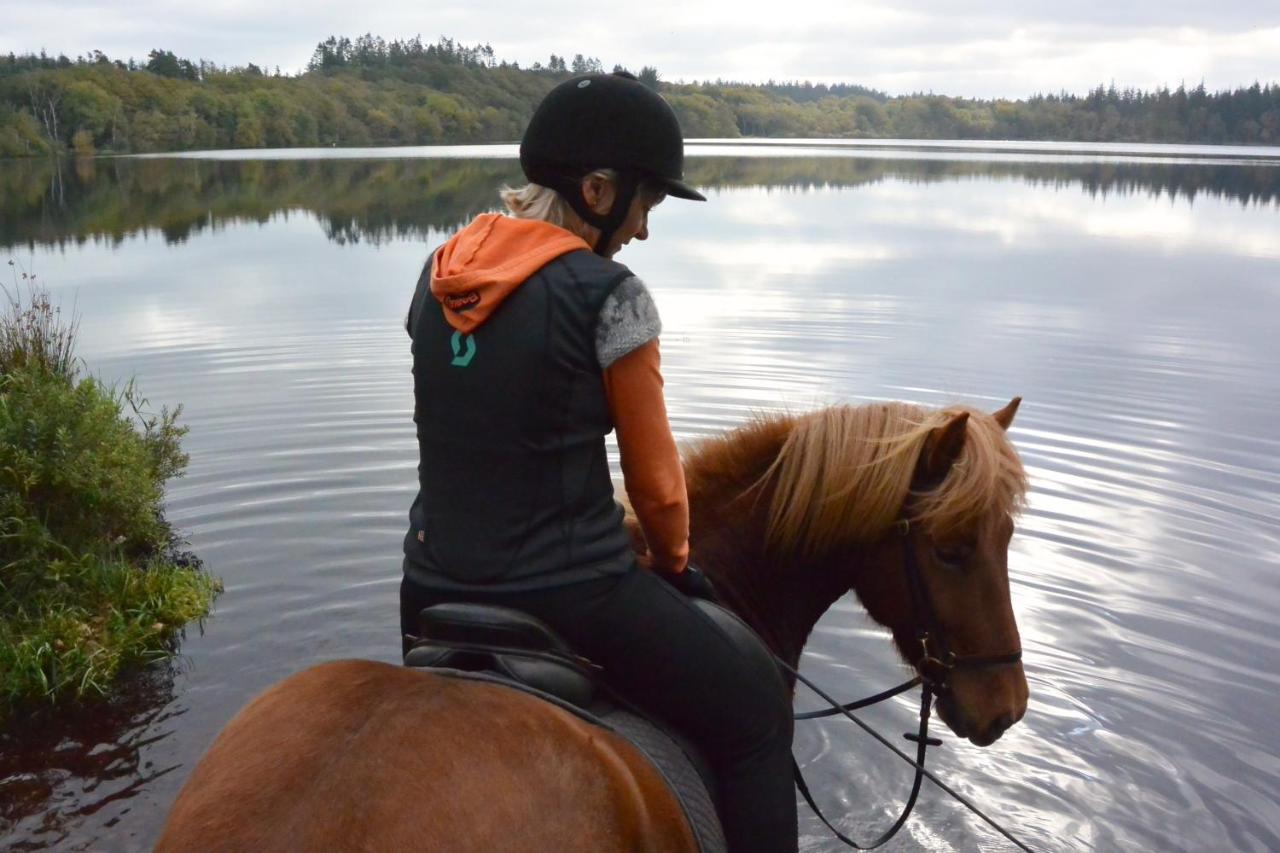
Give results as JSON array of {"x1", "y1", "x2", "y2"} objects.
[{"x1": 1, "y1": 261, "x2": 78, "y2": 381}]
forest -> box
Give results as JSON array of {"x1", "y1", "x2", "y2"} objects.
[{"x1": 2, "y1": 34, "x2": 1278, "y2": 158}]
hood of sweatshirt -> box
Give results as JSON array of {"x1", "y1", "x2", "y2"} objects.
[{"x1": 429, "y1": 213, "x2": 590, "y2": 334}]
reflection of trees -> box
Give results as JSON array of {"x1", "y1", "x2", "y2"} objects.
[
  {"x1": 0, "y1": 157, "x2": 524, "y2": 249},
  {"x1": 688, "y1": 157, "x2": 1280, "y2": 208},
  {"x1": 0, "y1": 662, "x2": 184, "y2": 850},
  {"x1": 3, "y1": 155, "x2": 1277, "y2": 250}
]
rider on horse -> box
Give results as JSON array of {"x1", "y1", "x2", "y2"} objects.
[{"x1": 400, "y1": 71, "x2": 797, "y2": 852}]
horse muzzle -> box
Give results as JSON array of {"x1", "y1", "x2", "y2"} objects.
[{"x1": 935, "y1": 672, "x2": 1027, "y2": 747}]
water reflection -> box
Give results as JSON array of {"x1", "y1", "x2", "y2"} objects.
[
  {"x1": 4, "y1": 151, "x2": 1279, "y2": 251},
  {"x1": 0, "y1": 663, "x2": 185, "y2": 852},
  {"x1": 3, "y1": 150, "x2": 1279, "y2": 851}
]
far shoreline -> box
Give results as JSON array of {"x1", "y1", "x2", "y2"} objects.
[{"x1": 107, "y1": 138, "x2": 1280, "y2": 167}]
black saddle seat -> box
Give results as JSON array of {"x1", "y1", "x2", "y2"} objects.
[{"x1": 404, "y1": 603, "x2": 598, "y2": 707}]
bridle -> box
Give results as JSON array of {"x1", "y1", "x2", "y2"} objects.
[
  {"x1": 894, "y1": 518, "x2": 1024, "y2": 691},
  {"x1": 785, "y1": 516, "x2": 1025, "y2": 850}
]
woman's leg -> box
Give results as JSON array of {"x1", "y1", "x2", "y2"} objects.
[{"x1": 538, "y1": 570, "x2": 798, "y2": 853}]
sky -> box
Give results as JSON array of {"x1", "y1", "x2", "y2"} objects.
[{"x1": 2, "y1": 0, "x2": 1277, "y2": 99}]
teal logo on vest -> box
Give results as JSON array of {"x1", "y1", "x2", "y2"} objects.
[{"x1": 450, "y1": 331, "x2": 476, "y2": 367}]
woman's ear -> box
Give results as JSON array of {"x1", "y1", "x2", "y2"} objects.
[{"x1": 580, "y1": 173, "x2": 616, "y2": 216}]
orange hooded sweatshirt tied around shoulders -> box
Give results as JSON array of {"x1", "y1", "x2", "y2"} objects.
[
  {"x1": 426, "y1": 213, "x2": 690, "y2": 575},
  {"x1": 430, "y1": 213, "x2": 591, "y2": 334}
]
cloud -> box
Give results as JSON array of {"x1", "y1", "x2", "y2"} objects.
[{"x1": 0, "y1": 0, "x2": 1275, "y2": 98}]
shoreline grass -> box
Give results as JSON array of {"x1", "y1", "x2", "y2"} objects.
[{"x1": 1, "y1": 264, "x2": 220, "y2": 719}]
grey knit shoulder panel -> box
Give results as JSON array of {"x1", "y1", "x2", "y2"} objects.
[{"x1": 595, "y1": 275, "x2": 662, "y2": 369}]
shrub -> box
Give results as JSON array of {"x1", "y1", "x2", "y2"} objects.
[
  {"x1": 0, "y1": 272, "x2": 219, "y2": 716},
  {"x1": 71, "y1": 128, "x2": 96, "y2": 156}
]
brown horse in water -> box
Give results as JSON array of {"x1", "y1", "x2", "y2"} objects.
[{"x1": 158, "y1": 398, "x2": 1029, "y2": 852}]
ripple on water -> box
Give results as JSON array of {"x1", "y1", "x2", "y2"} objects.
[{"x1": 7, "y1": 166, "x2": 1280, "y2": 852}]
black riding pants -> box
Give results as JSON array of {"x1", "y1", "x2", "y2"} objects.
[{"x1": 400, "y1": 567, "x2": 798, "y2": 853}]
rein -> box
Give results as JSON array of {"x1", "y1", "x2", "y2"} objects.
[{"x1": 785, "y1": 517, "x2": 1029, "y2": 851}]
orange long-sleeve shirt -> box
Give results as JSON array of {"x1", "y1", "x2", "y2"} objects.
[{"x1": 603, "y1": 339, "x2": 690, "y2": 575}]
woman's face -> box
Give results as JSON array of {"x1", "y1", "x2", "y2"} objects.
[
  {"x1": 582, "y1": 174, "x2": 665, "y2": 257},
  {"x1": 605, "y1": 189, "x2": 664, "y2": 257}
]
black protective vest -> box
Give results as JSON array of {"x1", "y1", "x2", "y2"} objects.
[{"x1": 403, "y1": 249, "x2": 636, "y2": 590}]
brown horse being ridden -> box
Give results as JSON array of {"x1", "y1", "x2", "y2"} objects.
[{"x1": 158, "y1": 398, "x2": 1029, "y2": 853}]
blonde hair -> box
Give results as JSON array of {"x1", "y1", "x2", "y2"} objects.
[
  {"x1": 500, "y1": 169, "x2": 665, "y2": 242},
  {"x1": 688, "y1": 402, "x2": 1028, "y2": 559},
  {"x1": 500, "y1": 169, "x2": 615, "y2": 242}
]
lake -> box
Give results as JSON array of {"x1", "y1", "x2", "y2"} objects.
[{"x1": 2, "y1": 140, "x2": 1279, "y2": 851}]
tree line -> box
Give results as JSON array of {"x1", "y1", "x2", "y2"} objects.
[{"x1": 2, "y1": 36, "x2": 1277, "y2": 158}]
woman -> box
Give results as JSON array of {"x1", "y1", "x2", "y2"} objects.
[{"x1": 400, "y1": 71, "x2": 797, "y2": 853}]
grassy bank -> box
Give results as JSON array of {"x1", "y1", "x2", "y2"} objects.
[{"x1": 0, "y1": 268, "x2": 220, "y2": 717}]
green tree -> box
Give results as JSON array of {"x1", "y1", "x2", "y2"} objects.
[
  {"x1": 2, "y1": 38, "x2": 1278, "y2": 155},
  {"x1": 231, "y1": 97, "x2": 264, "y2": 148},
  {"x1": 145, "y1": 49, "x2": 198, "y2": 81},
  {"x1": 62, "y1": 79, "x2": 121, "y2": 147},
  {"x1": 70, "y1": 128, "x2": 94, "y2": 155}
]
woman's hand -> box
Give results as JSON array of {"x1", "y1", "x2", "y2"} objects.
[{"x1": 661, "y1": 565, "x2": 718, "y2": 602}]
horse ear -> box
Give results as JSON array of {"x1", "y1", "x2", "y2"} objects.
[
  {"x1": 920, "y1": 411, "x2": 969, "y2": 484},
  {"x1": 992, "y1": 397, "x2": 1021, "y2": 431}
]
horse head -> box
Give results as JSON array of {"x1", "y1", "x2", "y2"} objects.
[
  {"x1": 711, "y1": 397, "x2": 1029, "y2": 748},
  {"x1": 845, "y1": 398, "x2": 1029, "y2": 746},
  {"x1": 895, "y1": 397, "x2": 1028, "y2": 745}
]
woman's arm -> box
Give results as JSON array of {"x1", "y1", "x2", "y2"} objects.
[{"x1": 602, "y1": 339, "x2": 690, "y2": 575}]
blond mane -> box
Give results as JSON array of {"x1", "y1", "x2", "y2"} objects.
[{"x1": 688, "y1": 402, "x2": 1027, "y2": 558}]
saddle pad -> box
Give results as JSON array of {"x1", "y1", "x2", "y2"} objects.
[
  {"x1": 592, "y1": 702, "x2": 727, "y2": 853},
  {"x1": 427, "y1": 667, "x2": 727, "y2": 853}
]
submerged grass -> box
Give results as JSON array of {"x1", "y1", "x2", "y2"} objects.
[{"x1": 1, "y1": 263, "x2": 220, "y2": 718}]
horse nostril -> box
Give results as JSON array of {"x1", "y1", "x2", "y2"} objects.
[{"x1": 991, "y1": 712, "x2": 1015, "y2": 737}]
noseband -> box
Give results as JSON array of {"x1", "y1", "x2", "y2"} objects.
[{"x1": 894, "y1": 518, "x2": 1023, "y2": 691}]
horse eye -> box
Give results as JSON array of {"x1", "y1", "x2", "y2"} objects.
[{"x1": 933, "y1": 543, "x2": 972, "y2": 568}]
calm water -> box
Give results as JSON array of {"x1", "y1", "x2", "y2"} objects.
[{"x1": 2, "y1": 141, "x2": 1279, "y2": 851}]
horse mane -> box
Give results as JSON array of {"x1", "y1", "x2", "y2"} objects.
[{"x1": 686, "y1": 402, "x2": 1027, "y2": 559}]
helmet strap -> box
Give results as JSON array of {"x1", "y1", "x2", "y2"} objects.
[{"x1": 551, "y1": 170, "x2": 640, "y2": 257}]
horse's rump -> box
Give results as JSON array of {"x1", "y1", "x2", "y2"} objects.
[{"x1": 157, "y1": 660, "x2": 698, "y2": 853}]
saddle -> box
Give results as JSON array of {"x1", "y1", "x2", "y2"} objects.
[
  {"x1": 403, "y1": 603, "x2": 599, "y2": 706},
  {"x1": 404, "y1": 602, "x2": 727, "y2": 853}
]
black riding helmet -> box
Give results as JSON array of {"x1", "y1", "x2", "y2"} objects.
[{"x1": 520, "y1": 71, "x2": 706, "y2": 255}]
